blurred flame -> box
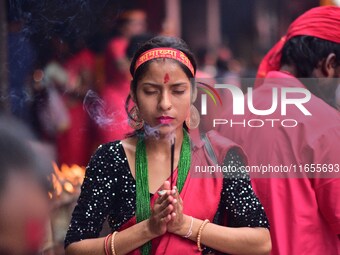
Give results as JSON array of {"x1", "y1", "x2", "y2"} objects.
[{"x1": 49, "y1": 162, "x2": 85, "y2": 199}]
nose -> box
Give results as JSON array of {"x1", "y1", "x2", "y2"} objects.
[{"x1": 158, "y1": 90, "x2": 172, "y2": 111}]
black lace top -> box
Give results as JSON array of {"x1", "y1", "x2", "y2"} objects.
[{"x1": 65, "y1": 141, "x2": 269, "y2": 252}]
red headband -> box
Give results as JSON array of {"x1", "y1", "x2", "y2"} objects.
[
  {"x1": 134, "y1": 47, "x2": 195, "y2": 76},
  {"x1": 256, "y1": 6, "x2": 340, "y2": 86}
]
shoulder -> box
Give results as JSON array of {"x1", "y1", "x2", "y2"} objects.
[
  {"x1": 88, "y1": 140, "x2": 126, "y2": 169},
  {"x1": 203, "y1": 130, "x2": 247, "y2": 164},
  {"x1": 84, "y1": 140, "x2": 130, "y2": 182},
  {"x1": 205, "y1": 130, "x2": 241, "y2": 149},
  {"x1": 93, "y1": 140, "x2": 124, "y2": 157}
]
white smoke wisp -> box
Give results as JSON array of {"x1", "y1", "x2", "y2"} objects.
[
  {"x1": 143, "y1": 123, "x2": 161, "y2": 139},
  {"x1": 83, "y1": 90, "x2": 128, "y2": 129},
  {"x1": 143, "y1": 123, "x2": 177, "y2": 142}
]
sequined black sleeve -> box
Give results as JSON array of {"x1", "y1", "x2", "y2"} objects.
[
  {"x1": 219, "y1": 147, "x2": 269, "y2": 228},
  {"x1": 64, "y1": 142, "x2": 119, "y2": 247},
  {"x1": 204, "y1": 148, "x2": 269, "y2": 254}
]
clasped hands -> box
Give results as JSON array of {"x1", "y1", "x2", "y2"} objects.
[{"x1": 147, "y1": 180, "x2": 189, "y2": 237}]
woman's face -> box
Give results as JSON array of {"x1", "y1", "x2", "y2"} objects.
[{"x1": 134, "y1": 59, "x2": 191, "y2": 136}]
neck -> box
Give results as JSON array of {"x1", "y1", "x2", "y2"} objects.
[
  {"x1": 144, "y1": 128, "x2": 184, "y2": 156},
  {"x1": 280, "y1": 65, "x2": 296, "y2": 77}
]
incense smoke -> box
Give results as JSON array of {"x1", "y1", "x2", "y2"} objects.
[{"x1": 83, "y1": 90, "x2": 128, "y2": 129}]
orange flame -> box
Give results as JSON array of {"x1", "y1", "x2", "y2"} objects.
[{"x1": 50, "y1": 162, "x2": 86, "y2": 199}]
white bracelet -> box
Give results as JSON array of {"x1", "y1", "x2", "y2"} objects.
[{"x1": 183, "y1": 216, "x2": 194, "y2": 238}]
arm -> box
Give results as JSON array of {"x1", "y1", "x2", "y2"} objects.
[
  {"x1": 312, "y1": 128, "x2": 340, "y2": 236},
  {"x1": 168, "y1": 148, "x2": 271, "y2": 255},
  {"x1": 173, "y1": 216, "x2": 270, "y2": 255},
  {"x1": 66, "y1": 187, "x2": 176, "y2": 255},
  {"x1": 65, "y1": 143, "x2": 176, "y2": 255},
  {"x1": 64, "y1": 144, "x2": 113, "y2": 253},
  {"x1": 66, "y1": 220, "x2": 157, "y2": 255}
]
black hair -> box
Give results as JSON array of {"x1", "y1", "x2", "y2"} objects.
[
  {"x1": 129, "y1": 35, "x2": 197, "y2": 91},
  {"x1": 126, "y1": 33, "x2": 155, "y2": 60},
  {"x1": 281, "y1": 35, "x2": 340, "y2": 77},
  {"x1": 125, "y1": 36, "x2": 197, "y2": 136}
]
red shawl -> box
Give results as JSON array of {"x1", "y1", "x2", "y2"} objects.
[
  {"x1": 118, "y1": 131, "x2": 244, "y2": 255},
  {"x1": 256, "y1": 6, "x2": 340, "y2": 85}
]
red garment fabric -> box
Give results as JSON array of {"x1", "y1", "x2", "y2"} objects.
[
  {"x1": 64, "y1": 49, "x2": 95, "y2": 91},
  {"x1": 56, "y1": 49, "x2": 96, "y2": 166},
  {"x1": 118, "y1": 131, "x2": 242, "y2": 255},
  {"x1": 105, "y1": 36, "x2": 130, "y2": 86},
  {"x1": 256, "y1": 6, "x2": 340, "y2": 82},
  {"x1": 218, "y1": 71, "x2": 340, "y2": 254},
  {"x1": 99, "y1": 37, "x2": 132, "y2": 143},
  {"x1": 96, "y1": 86, "x2": 132, "y2": 144},
  {"x1": 56, "y1": 100, "x2": 93, "y2": 166}
]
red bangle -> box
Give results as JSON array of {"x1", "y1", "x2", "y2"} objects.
[{"x1": 104, "y1": 233, "x2": 112, "y2": 255}]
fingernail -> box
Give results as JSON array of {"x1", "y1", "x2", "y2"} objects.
[
  {"x1": 158, "y1": 190, "x2": 166, "y2": 196},
  {"x1": 173, "y1": 199, "x2": 177, "y2": 204}
]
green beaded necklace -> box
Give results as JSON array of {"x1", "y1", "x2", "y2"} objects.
[{"x1": 135, "y1": 130, "x2": 191, "y2": 255}]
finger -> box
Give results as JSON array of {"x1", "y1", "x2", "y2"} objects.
[
  {"x1": 162, "y1": 181, "x2": 171, "y2": 191},
  {"x1": 168, "y1": 211, "x2": 177, "y2": 222},
  {"x1": 157, "y1": 190, "x2": 166, "y2": 196},
  {"x1": 156, "y1": 190, "x2": 171, "y2": 205},
  {"x1": 172, "y1": 190, "x2": 183, "y2": 206},
  {"x1": 157, "y1": 203, "x2": 175, "y2": 220},
  {"x1": 170, "y1": 189, "x2": 181, "y2": 206},
  {"x1": 159, "y1": 202, "x2": 174, "y2": 217},
  {"x1": 162, "y1": 214, "x2": 172, "y2": 223},
  {"x1": 171, "y1": 186, "x2": 178, "y2": 195},
  {"x1": 171, "y1": 212, "x2": 176, "y2": 219},
  {"x1": 156, "y1": 181, "x2": 172, "y2": 203},
  {"x1": 170, "y1": 195, "x2": 183, "y2": 215}
]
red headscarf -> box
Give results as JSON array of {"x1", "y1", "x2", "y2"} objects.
[{"x1": 256, "y1": 6, "x2": 340, "y2": 83}]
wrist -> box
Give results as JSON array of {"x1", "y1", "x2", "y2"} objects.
[
  {"x1": 174, "y1": 215, "x2": 192, "y2": 236},
  {"x1": 145, "y1": 219, "x2": 162, "y2": 239}
]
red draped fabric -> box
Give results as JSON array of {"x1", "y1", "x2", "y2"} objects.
[
  {"x1": 118, "y1": 131, "x2": 243, "y2": 255},
  {"x1": 256, "y1": 6, "x2": 340, "y2": 84}
]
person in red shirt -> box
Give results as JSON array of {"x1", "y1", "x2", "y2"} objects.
[
  {"x1": 98, "y1": 10, "x2": 147, "y2": 144},
  {"x1": 218, "y1": 6, "x2": 340, "y2": 255}
]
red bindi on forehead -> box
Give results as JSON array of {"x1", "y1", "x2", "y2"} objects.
[{"x1": 164, "y1": 73, "x2": 170, "y2": 84}]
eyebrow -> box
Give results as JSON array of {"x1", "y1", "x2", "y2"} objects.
[{"x1": 141, "y1": 82, "x2": 189, "y2": 88}]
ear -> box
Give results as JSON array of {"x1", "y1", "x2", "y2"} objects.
[{"x1": 321, "y1": 53, "x2": 336, "y2": 78}]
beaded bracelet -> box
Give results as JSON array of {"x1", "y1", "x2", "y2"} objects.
[
  {"x1": 197, "y1": 219, "x2": 210, "y2": 252},
  {"x1": 111, "y1": 231, "x2": 118, "y2": 255},
  {"x1": 104, "y1": 233, "x2": 112, "y2": 255},
  {"x1": 182, "y1": 216, "x2": 194, "y2": 238}
]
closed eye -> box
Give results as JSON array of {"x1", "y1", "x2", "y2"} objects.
[
  {"x1": 144, "y1": 90, "x2": 159, "y2": 95},
  {"x1": 172, "y1": 90, "x2": 185, "y2": 95}
]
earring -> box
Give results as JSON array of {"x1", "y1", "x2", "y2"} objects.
[
  {"x1": 128, "y1": 105, "x2": 144, "y2": 130},
  {"x1": 185, "y1": 105, "x2": 200, "y2": 129}
]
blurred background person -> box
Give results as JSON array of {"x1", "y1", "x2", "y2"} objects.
[
  {"x1": 219, "y1": 6, "x2": 340, "y2": 255},
  {"x1": 0, "y1": 114, "x2": 51, "y2": 255},
  {"x1": 96, "y1": 9, "x2": 148, "y2": 144}
]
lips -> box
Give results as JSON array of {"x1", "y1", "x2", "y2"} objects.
[{"x1": 157, "y1": 116, "x2": 174, "y2": 124}]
